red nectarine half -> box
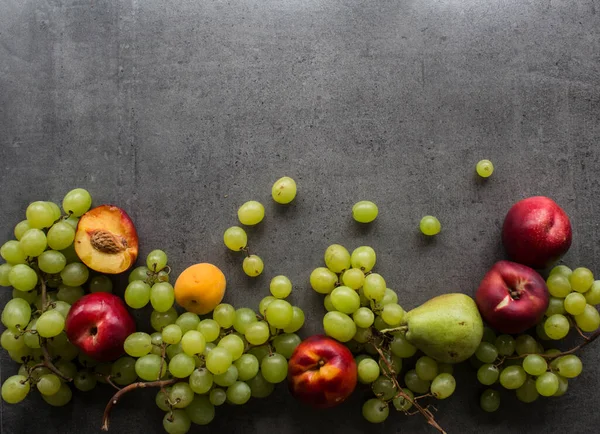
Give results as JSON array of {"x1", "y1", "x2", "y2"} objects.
[{"x1": 74, "y1": 205, "x2": 139, "y2": 274}]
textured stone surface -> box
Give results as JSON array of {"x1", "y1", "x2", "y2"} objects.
[{"x1": 1, "y1": 0, "x2": 600, "y2": 433}]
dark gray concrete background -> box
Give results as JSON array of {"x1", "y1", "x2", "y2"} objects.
[{"x1": 1, "y1": 0, "x2": 600, "y2": 433}]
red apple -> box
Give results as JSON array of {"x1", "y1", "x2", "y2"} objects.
[
  {"x1": 475, "y1": 260, "x2": 549, "y2": 334},
  {"x1": 288, "y1": 335, "x2": 357, "y2": 409},
  {"x1": 502, "y1": 196, "x2": 572, "y2": 269},
  {"x1": 65, "y1": 292, "x2": 135, "y2": 362}
]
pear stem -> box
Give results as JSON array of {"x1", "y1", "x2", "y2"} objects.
[
  {"x1": 379, "y1": 326, "x2": 408, "y2": 335},
  {"x1": 373, "y1": 346, "x2": 447, "y2": 434}
]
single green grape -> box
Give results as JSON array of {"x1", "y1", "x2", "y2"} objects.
[
  {"x1": 272, "y1": 333, "x2": 301, "y2": 359},
  {"x1": 233, "y1": 307, "x2": 257, "y2": 333},
  {"x1": 499, "y1": 365, "x2": 527, "y2": 389},
  {"x1": 341, "y1": 268, "x2": 364, "y2": 290},
  {"x1": 162, "y1": 324, "x2": 183, "y2": 345},
  {"x1": 476, "y1": 159, "x2": 494, "y2": 177},
  {"x1": 569, "y1": 267, "x2": 594, "y2": 293},
  {"x1": 213, "y1": 365, "x2": 239, "y2": 387},
  {"x1": 209, "y1": 388, "x2": 227, "y2": 406},
  {"x1": 205, "y1": 347, "x2": 233, "y2": 375},
  {"x1": 431, "y1": 373, "x2": 456, "y2": 399},
  {"x1": 477, "y1": 364, "x2": 500, "y2": 385},
  {"x1": 353, "y1": 307, "x2": 375, "y2": 328},
  {"x1": 419, "y1": 215, "x2": 441, "y2": 236},
  {"x1": 309, "y1": 267, "x2": 338, "y2": 294},
  {"x1": 381, "y1": 303, "x2": 405, "y2": 326},
  {"x1": 390, "y1": 334, "x2": 417, "y2": 358},
  {"x1": 564, "y1": 292, "x2": 586, "y2": 315},
  {"x1": 352, "y1": 201, "x2": 378, "y2": 223},
  {"x1": 415, "y1": 356, "x2": 439, "y2": 381},
  {"x1": 188, "y1": 368, "x2": 214, "y2": 394},
  {"x1": 218, "y1": 334, "x2": 245, "y2": 361},
  {"x1": 89, "y1": 275, "x2": 113, "y2": 293},
  {"x1": 8, "y1": 264, "x2": 38, "y2": 292},
  {"x1": 584, "y1": 281, "x2": 600, "y2": 305},
  {"x1": 265, "y1": 300, "x2": 293, "y2": 329},
  {"x1": 404, "y1": 369, "x2": 431, "y2": 394},
  {"x1": 245, "y1": 321, "x2": 270, "y2": 345},
  {"x1": 554, "y1": 375, "x2": 569, "y2": 397},
  {"x1": 363, "y1": 273, "x2": 386, "y2": 302},
  {"x1": 36, "y1": 310, "x2": 65, "y2": 338},
  {"x1": 516, "y1": 377, "x2": 539, "y2": 403},
  {"x1": 129, "y1": 266, "x2": 150, "y2": 283},
  {"x1": 515, "y1": 335, "x2": 538, "y2": 356},
  {"x1": 523, "y1": 354, "x2": 547, "y2": 376},
  {"x1": 270, "y1": 275, "x2": 292, "y2": 299},
  {"x1": 13, "y1": 220, "x2": 31, "y2": 240},
  {"x1": 226, "y1": 381, "x2": 252, "y2": 405},
  {"x1": 150, "y1": 282, "x2": 175, "y2": 312},
  {"x1": 476, "y1": 342, "x2": 499, "y2": 363},
  {"x1": 151, "y1": 308, "x2": 178, "y2": 332},
  {"x1": 324, "y1": 294, "x2": 335, "y2": 312},
  {"x1": 372, "y1": 375, "x2": 396, "y2": 400},
  {"x1": 535, "y1": 372, "x2": 559, "y2": 397},
  {"x1": 357, "y1": 358, "x2": 380, "y2": 384},
  {"x1": 175, "y1": 313, "x2": 200, "y2": 334},
  {"x1": 261, "y1": 353, "x2": 288, "y2": 384},
  {"x1": 234, "y1": 354, "x2": 260, "y2": 381},
  {"x1": 323, "y1": 311, "x2": 356, "y2": 342},
  {"x1": 242, "y1": 255, "x2": 264, "y2": 277},
  {"x1": 283, "y1": 306, "x2": 305, "y2": 333},
  {"x1": 37, "y1": 373, "x2": 61, "y2": 396},
  {"x1": 544, "y1": 314, "x2": 570, "y2": 340},
  {"x1": 574, "y1": 304, "x2": 600, "y2": 332},
  {"x1": 19, "y1": 229, "x2": 47, "y2": 257},
  {"x1": 60, "y1": 262, "x2": 89, "y2": 287},
  {"x1": 330, "y1": 286, "x2": 361, "y2": 314},
  {"x1": 392, "y1": 389, "x2": 414, "y2": 412},
  {"x1": 124, "y1": 280, "x2": 151, "y2": 309},
  {"x1": 271, "y1": 176, "x2": 297, "y2": 204},
  {"x1": 247, "y1": 372, "x2": 275, "y2": 398},
  {"x1": 1, "y1": 240, "x2": 27, "y2": 265},
  {"x1": 26, "y1": 201, "x2": 55, "y2": 229},
  {"x1": 181, "y1": 330, "x2": 206, "y2": 356},
  {"x1": 168, "y1": 382, "x2": 194, "y2": 409},
  {"x1": 362, "y1": 398, "x2": 389, "y2": 423},
  {"x1": 162, "y1": 409, "x2": 191, "y2": 434},
  {"x1": 213, "y1": 303, "x2": 236, "y2": 329},
  {"x1": 46, "y1": 222, "x2": 75, "y2": 251},
  {"x1": 62, "y1": 188, "x2": 92, "y2": 217},
  {"x1": 169, "y1": 353, "x2": 196, "y2": 378},
  {"x1": 546, "y1": 296, "x2": 566, "y2": 316},
  {"x1": 135, "y1": 354, "x2": 167, "y2": 381},
  {"x1": 324, "y1": 244, "x2": 351, "y2": 273},
  {"x1": 547, "y1": 273, "x2": 572, "y2": 298},
  {"x1": 111, "y1": 356, "x2": 138, "y2": 386},
  {"x1": 197, "y1": 319, "x2": 220, "y2": 342},
  {"x1": 41, "y1": 383, "x2": 72, "y2": 407},
  {"x1": 146, "y1": 249, "x2": 168, "y2": 272},
  {"x1": 350, "y1": 246, "x2": 376, "y2": 272},
  {"x1": 555, "y1": 355, "x2": 583, "y2": 378},
  {"x1": 237, "y1": 201, "x2": 265, "y2": 225},
  {"x1": 73, "y1": 370, "x2": 97, "y2": 392},
  {"x1": 550, "y1": 265, "x2": 573, "y2": 277},
  {"x1": 480, "y1": 388, "x2": 501, "y2": 412}
]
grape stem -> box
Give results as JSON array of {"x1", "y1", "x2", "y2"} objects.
[
  {"x1": 373, "y1": 345, "x2": 447, "y2": 434},
  {"x1": 101, "y1": 378, "x2": 179, "y2": 431}
]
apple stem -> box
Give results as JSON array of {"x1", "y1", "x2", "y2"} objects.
[
  {"x1": 101, "y1": 378, "x2": 179, "y2": 431},
  {"x1": 373, "y1": 346, "x2": 447, "y2": 434}
]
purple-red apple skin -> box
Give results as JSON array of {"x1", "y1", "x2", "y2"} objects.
[
  {"x1": 475, "y1": 260, "x2": 549, "y2": 334},
  {"x1": 502, "y1": 196, "x2": 572, "y2": 269},
  {"x1": 65, "y1": 292, "x2": 136, "y2": 362},
  {"x1": 288, "y1": 335, "x2": 357, "y2": 409}
]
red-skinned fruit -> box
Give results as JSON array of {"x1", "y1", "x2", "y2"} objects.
[
  {"x1": 475, "y1": 260, "x2": 549, "y2": 334},
  {"x1": 502, "y1": 196, "x2": 572, "y2": 269},
  {"x1": 65, "y1": 292, "x2": 136, "y2": 362},
  {"x1": 288, "y1": 335, "x2": 357, "y2": 409}
]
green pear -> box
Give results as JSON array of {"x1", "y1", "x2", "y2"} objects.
[{"x1": 403, "y1": 293, "x2": 483, "y2": 364}]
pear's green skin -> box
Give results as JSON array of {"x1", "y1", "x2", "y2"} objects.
[{"x1": 404, "y1": 293, "x2": 483, "y2": 364}]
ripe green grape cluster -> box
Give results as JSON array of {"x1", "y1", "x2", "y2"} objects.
[
  {"x1": 222, "y1": 176, "x2": 297, "y2": 278},
  {"x1": 125, "y1": 250, "x2": 173, "y2": 310},
  {"x1": 311, "y1": 244, "x2": 457, "y2": 424},
  {"x1": 0, "y1": 188, "x2": 119, "y2": 407},
  {"x1": 472, "y1": 263, "x2": 600, "y2": 417},
  {"x1": 123, "y1": 277, "x2": 304, "y2": 434}
]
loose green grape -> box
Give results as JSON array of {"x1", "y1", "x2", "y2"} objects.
[
  {"x1": 363, "y1": 273, "x2": 386, "y2": 302},
  {"x1": 353, "y1": 307, "x2": 375, "y2": 328},
  {"x1": 546, "y1": 274, "x2": 572, "y2": 298},
  {"x1": 218, "y1": 334, "x2": 245, "y2": 361},
  {"x1": 419, "y1": 215, "x2": 441, "y2": 236},
  {"x1": 362, "y1": 398, "x2": 389, "y2": 424},
  {"x1": 574, "y1": 304, "x2": 600, "y2": 332},
  {"x1": 535, "y1": 372, "x2": 559, "y2": 397},
  {"x1": 272, "y1": 333, "x2": 301, "y2": 359},
  {"x1": 2, "y1": 375, "x2": 31, "y2": 403},
  {"x1": 1, "y1": 240, "x2": 27, "y2": 264},
  {"x1": 358, "y1": 358, "x2": 380, "y2": 384},
  {"x1": 36, "y1": 310, "x2": 64, "y2": 338},
  {"x1": 209, "y1": 388, "x2": 227, "y2": 406},
  {"x1": 523, "y1": 354, "x2": 547, "y2": 376},
  {"x1": 570, "y1": 267, "x2": 594, "y2": 293},
  {"x1": 197, "y1": 319, "x2": 220, "y2": 343},
  {"x1": 46, "y1": 222, "x2": 75, "y2": 251},
  {"x1": 213, "y1": 303, "x2": 236, "y2": 328},
  {"x1": 516, "y1": 377, "x2": 539, "y2": 403},
  {"x1": 265, "y1": 300, "x2": 293, "y2": 329},
  {"x1": 476, "y1": 342, "x2": 499, "y2": 363},
  {"x1": 62, "y1": 188, "x2": 92, "y2": 217},
  {"x1": 350, "y1": 246, "x2": 376, "y2": 272},
  {"x1": 499, "y1": 365, "x2": 527, "y2": 389},
  {"x1": 146, "y1": 249, "x2": 168, "y2": 272},
  {"x1": 189, "y1": 368, "x2": 213, "y2": 394},
  {"x1": 205, "y1": 347, "x2": 233, "y2": 375},
  {"x1": 19, "y1": 229, "x2": 47, "y2": 257},
  {"x1": 393, "y1": 389, "x2": 414, "y2": 412},
  {"x1": 213, "y1": 365, "x2": 238, "y2": 387},
  {"x1": 477, "y1": 364, "x2": 500, "y2": 385},
  {"x1": 269, "y1": 275, "x2": 292, "y2": 299},
  {"x1": 352, "y1": 201, "x2": 378, "y2": 223},
  {"x1": 372, "y1": 376, "x2": 396, "y2": 400},
  {"x1": 129, "y1": 266, "x2": 150, "y2": 282},
  {"x1": 36, "y1": 374, "x2": 62, "y2": 396},
  {"x1": 564, "y1": 292, "x2": 586, "y2": 315},
  {"x1": 8, "y1": 264, "x2": 38, "y2": 292},
  {"x1": 163, "y1": 409, "x2": 191, "y2": 434},
  {"x1": 41, "y1": 383, "x2": 72, "y2": 407},
  {"x1": 324, "y1": 244, "x2": 351, "y2": 273},
  {"x1": 476, "y1": 159, "x2": 494, "y2": 177},
  {"x1": 124, "y1": 280, "x2": 151, "y2": 309},
  {"x1": 310, "y1": 267, "x2": 338, "y2": 294},
  {"x1": 480, "y1": 388, "x2": 501, "y2": 412},
  {"x1": 73, "y1": 371, "x2": 97, "y2": 392},
  {"x1": 135, "y1": 354, "x2": 167, "y2": 381},
  {"x1": 26, "y1": 201, "x2": 55, "y2": 229},
  {"x1": 151, "y1": 308, "x2": 178, "y2": 332},
  {"x1": 111, "y1": 357, "x2": 137, "y2": 386},
  {"x1": 431, "y1": 373, "x2": 456, "y2": 399},
  {"x1": 245, "y1": 321, "x2": 270, "y2": 345},
  {"x1": 330, "y1": 286, "x2": 361, "y2": 314},
  {"x1": 14, "y1": 220, "x2": 31, "y2": 240},
  {"x1": 237, "y1": 201, "x2": 265, "y2": 226},
  {"x1": 88, "y1": 275, "x2": 113, "y2": 293},
  {"x1": 271, "y1": 176, "x2": 297, "y2": 204},
  {"x1": 515, "y1": 335, "x2": 538, "y2": 356},
  {"x1": 60, "y1": 262, "x2": 89, "y2": 287},
  {"x1": 381, "y1": 303, "x2": 405, "y2": 326},
  {"x1": 233, "y1": 307, "x2": 257, "y2": 334},
  {"x1": 390, "y1": 334, "x2": 417, "y2": 358},
  {"x1": 323, "y1": 311, "x2": 356, "y2": 342},
  {"x1": 404, "y1": 369, "x2": 431, "y2": 394},
  {"x1": 242, "y1": 255, "x2": 264, "y2": 277},
  {"x1": 544, "y1": 314, "x2": 570, "y2": 340},
  {"x1": 283, "y1": 306, "x2": 305, "y2": 333},
  {"x1": 261, "y1": 353, "x2": 288, "y2": 383},
  {"x1": 555, "y1": 355, "x2": 583, "y2": 378},
  {"x1": 584, "y1": 281, "x2": 600, "y2": 305}
]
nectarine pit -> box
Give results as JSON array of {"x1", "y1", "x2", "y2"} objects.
[{"x1": 90, "y1": 230, "x2": 128, "y2": 254}]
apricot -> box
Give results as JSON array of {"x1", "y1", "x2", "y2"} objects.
[
  {"x1": 174, "y1": 263, "x2": 226, "y2": 315},
  {"x1": 74, "y1": 205, "x2": 139, "y2": 274}
]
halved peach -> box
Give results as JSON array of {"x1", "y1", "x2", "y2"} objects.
[{"x1": 74, "y1": 205, "x2": 138, "y2": 274}]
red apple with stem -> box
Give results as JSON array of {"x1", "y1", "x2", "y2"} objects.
[
  {"x1": 475, "y1": 260, "x2": 549, "y2": 334},
  {"x1": 288, "y1": 335, "x2": 357, "y2": 409},
  {"x1": 502, "y1": 196, "x2": 572, "y2": 269},
  {"x1": 65, "y1": 292, "x2": 136, "y2": 362}
]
